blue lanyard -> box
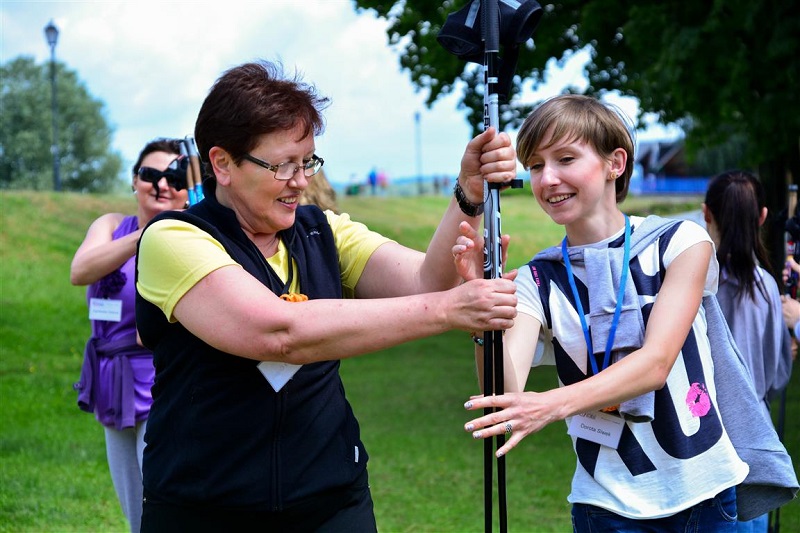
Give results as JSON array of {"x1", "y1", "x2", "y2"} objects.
[{"x1": 561, "y1": 215, "x2": 631, "y2": 376}]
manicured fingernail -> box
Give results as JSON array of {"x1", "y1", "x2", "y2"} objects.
[
  {"x1": 473, "y1": 431, "x2": 482, "y2": 439},
  {"x1": 465, "y1": 424, "x2": 474, "y2": 431},
  {"x1": 464, "y1": 401, "x2": 473, "y2": 409}
]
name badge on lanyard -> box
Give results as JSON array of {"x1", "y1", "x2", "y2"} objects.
[
  {"x1": 568, "y1": 411, "x2": 625, "y2": 449},
  {"x1": 89, "y1": 298, "x2": 123, "y2": 322},
  {"x1": 562, "y1": 216, "x2": 631, "y2": 448}
]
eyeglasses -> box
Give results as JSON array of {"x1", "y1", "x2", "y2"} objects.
[
  {"x1": 242, "y1": 153, "x2": 324, "y2": 181},
  {"x1": 137, "y1": 158, "x2": 187, "y2": 191}
]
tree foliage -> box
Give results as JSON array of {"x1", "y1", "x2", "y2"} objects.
[
  {"x1": 0, "y1": 56, "x2": 123, "y2": 192},
  {"x1": 353, "y1": 0, "x2": 799, "y2": 272}
]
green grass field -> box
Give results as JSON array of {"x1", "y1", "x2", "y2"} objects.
[{"x1": 1, "y1": 189, "x2": 797, "y2": 532}]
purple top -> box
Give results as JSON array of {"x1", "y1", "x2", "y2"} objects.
[
  {"x1": 87, "y1": 216, "x2": 140, "y2": 339},
  {"x1": 81, "y1": 215, "x2": 154, "y2": 428}
]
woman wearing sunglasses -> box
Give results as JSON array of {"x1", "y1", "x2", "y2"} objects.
[
  {"x1": 70, "y1": 138, "x2": 188, "y2": 533},
  {"x1": 135, "y1": 60, "x2": 518, "y2": 531}
]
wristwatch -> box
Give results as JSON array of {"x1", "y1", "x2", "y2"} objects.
[{"x1": 454, "y1": 182, "x2": 484, "y2": 217}]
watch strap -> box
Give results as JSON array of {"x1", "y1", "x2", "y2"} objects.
[{"x1": 454, "y1": 182, "x2": 484, "y2": 217}]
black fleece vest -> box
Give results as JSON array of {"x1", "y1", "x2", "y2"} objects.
[{"x1": 136, "y1": 190, "x2": 367, "y2": 509}]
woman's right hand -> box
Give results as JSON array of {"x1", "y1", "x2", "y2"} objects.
[
  {"x1": 452, "y1": 221, "x2": 511, "y2": 282},
  {"x1": 70, "y1": 213, "x2": 134, "y2": 286},
  {"x1": 448, "y1": 275, "x2": 517, "y2": 333},
  {"x1": 463, "y1": 387, "x2": 563, "y2": 457}
]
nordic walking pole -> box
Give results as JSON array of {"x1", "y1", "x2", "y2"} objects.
[
  {"x1": 480, "y1": 1, "x2": 511, "y2": 531},
  {"x1": 186, "y1": 136, "x2": 205, "y2": 203},
  {"x1": 178, "y1": 140, "x2": 197, "y2": 206},
  {"x1": 436, "y1": 2, "x2": 541, "y2": 530},
  {"x1": 480, "y1": 0, "x2": 501, "y2": 528}
]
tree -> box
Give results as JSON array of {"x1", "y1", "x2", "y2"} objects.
[
  {"x1": 353, "y1": 0, "x2": 799, "y2": 278},
  {"x1": 0, "y1": 56, "x2": 123, "y2": 192}
]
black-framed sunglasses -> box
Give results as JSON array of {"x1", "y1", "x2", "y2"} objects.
[
  {"x1": 137, "y1": 158, "x2": 188, "y2": 191},
  {"x1": 241, "y1": 153, "x2": 324, "y2": 181}
]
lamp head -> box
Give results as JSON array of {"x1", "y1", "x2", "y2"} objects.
[{"x1": 44, "y1": 20, "x2": 59, "y2": 47}]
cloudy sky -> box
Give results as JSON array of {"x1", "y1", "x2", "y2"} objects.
[{"x1": 1, "y1": 0, "x2": 680, "y2": 184}]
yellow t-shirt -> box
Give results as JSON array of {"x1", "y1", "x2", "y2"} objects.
[{"x1": 137, "y1": 210, "x2": 393, "y2": 321}]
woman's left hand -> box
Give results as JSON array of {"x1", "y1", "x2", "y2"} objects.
[{"x1": 458, "y1": 127, "x2": 517, "y2": 201}]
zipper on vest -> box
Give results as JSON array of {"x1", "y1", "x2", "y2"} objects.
[{"x1": 271, "y1": 387, "x2": 285, "y2": 511}]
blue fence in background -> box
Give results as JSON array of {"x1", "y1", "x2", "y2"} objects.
[
  {"x1": 629, "y1": 176, "x2": 709, "y2": 196},
  {"x1": 333, "y1": 174, "x2": 710, "y2": 197}
]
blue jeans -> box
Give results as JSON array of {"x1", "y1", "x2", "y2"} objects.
[
  {"x1": 736, "y1": 512, "x2": 768, "y2": 533},
  {"x1": 571, "y1": 486, "x2": 737, "y2": 532}
]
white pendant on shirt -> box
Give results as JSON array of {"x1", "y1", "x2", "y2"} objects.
[
  {"x1": 567, "y1": 411, "x2": 625, "y2": 449},
  {"x1": 88, "y1": 298, "x2": 122, "y2": 322},
  {"x1": 257, "y1": 361, "x2": 301, "y2": 392}
]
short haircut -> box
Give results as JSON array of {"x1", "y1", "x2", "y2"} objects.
[
  {"x1": 194, "y1": 60, "x2": 330, "y2": 175},
  {"x1": 516, "y1": 94, "x2": 635, "y2": 203}
]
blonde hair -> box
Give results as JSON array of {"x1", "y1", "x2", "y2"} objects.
[
  {"x1": 299, "y1": 169, "x2": 338, "y2": 213},
  {"x1": 516, "y1": 94, "x2": 636, "y2": 203}
]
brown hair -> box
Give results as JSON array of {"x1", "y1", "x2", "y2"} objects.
[
  {"x1": 132, "y1": 138, "x2": 181, "y2": 177},
  {"x1": 704, "y1": 170, "x2": 772, "y2": 301},
  {"x1": 194, "y1": 60, "x2": 330, "y2": 177},
  {"x1": 516, "y1": 94, "x2": 635, "y2": 203}
]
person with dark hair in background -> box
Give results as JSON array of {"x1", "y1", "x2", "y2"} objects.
[
  {"x1": 703, "y1": 170, "x2": 793, "y2": 411},
  {"x1": 71, "y1": 138, "x2": 188, "y2": 533},
  {"x1": 135, "y1": 60, "x2": 517, "y2": 531},
  {"x1": 455, "y1": 94, "x2": 797, "y2": 531},
  {"x1": 702, "y1": 170, "x2": 793, "y2": 532}
]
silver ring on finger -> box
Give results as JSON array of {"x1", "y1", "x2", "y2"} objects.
[{"x1": 504, "y1": 422, "x2": 513, "y2": 434}]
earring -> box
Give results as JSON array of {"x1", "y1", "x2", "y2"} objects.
[{"x1": 609, "y1": 172, "x2": 618, "y2": 181}]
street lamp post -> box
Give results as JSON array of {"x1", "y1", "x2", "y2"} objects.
[
  {"x1": 44, "y1": 20, "x2": 61, "y2": 191},
  {"x1": 415, "y1": 111, "x2": 423, "y2": 195}
]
